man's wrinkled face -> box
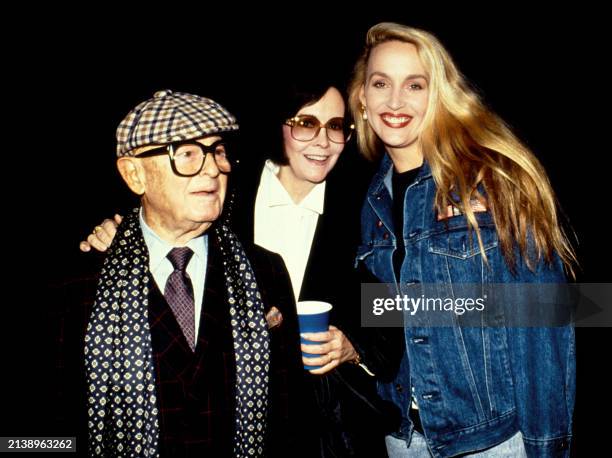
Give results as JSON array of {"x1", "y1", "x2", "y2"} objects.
[{"x1": 137, "y1": 135, "x2": 228, "y2": 234}]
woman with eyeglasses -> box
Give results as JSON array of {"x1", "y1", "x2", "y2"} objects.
[
  {"x1": 80, "y1": 75, "x2": 396, "y2": 457},
  {"x1": 233, "y1": 76, "x2": 395, "y2": 457},
  {"x1": 348, "y1": 22, "x2": 577, "y2": 457}
]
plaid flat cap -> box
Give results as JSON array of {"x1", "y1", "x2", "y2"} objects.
[{"x1": 116, "y1": 89, "x2": 239, "y2": 156}]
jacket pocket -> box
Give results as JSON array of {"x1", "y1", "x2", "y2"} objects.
[
  {"x1": 423, "y1": 225, "x2": 499, "y2": 295},
  {"x1": 428, "y1": 225, "x2": 498, "y2": 260}
]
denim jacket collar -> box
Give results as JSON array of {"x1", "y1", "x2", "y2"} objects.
[
  {"x1": 367, "y1": 153, "x2": 433, "y2": 235},
  {"x1": 371, "y1": 153, "x2": 433, "y2": 199}
]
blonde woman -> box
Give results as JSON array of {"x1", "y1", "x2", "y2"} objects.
[{"x1": 349, "y1": 23, "x2": 576, "y2": 457}]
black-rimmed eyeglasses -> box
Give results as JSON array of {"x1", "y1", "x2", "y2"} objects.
[{"x1": 135, "y1": 139, "x2": 232, "y2": 176}]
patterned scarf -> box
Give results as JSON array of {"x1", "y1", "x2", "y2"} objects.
[{"x1": 84, "y1": 207, "x2": 271, "y2": 457}]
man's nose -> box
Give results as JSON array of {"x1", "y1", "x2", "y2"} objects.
[{"x1": 200, "y1": 153, "x2": 221, "y2": 177}]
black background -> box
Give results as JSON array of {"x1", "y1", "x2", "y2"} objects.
[{"x1": 3, "y1": 7, "x2": 610, "y2": 456}]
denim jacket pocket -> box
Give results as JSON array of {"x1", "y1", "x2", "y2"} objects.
[
  {"x1": 428, "y1": 225, "x2": 498, "y2": 260},
  {"x1": 423, "y1": 225, "x2": 500, "y2": 297}
]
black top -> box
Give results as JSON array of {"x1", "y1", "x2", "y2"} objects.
[{"x1": 391, "y1": 166, "x2": 422, "y2": 282}]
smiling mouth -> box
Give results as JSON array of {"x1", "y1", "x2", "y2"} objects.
[
  {"x1": 304, "y1": 154, "x2": 330, "y2": 164},
  {"x1": 380, "y1": 113, "x2": 413, "y2": 128}
]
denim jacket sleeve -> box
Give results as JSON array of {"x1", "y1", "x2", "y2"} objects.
[{"x1": 502, "y1": 253, "x2": 575, "y2": 458}]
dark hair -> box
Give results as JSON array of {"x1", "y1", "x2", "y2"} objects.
[{"x1": 269, "y1": 72, "x2": 348, "y2": 165}]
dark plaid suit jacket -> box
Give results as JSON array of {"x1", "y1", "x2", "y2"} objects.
[{"x1": 49, "y1": 234, "x2": 319, "y2": 457}]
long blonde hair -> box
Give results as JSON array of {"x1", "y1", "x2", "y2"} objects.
[{"x1": 348, "y1": 22, "x2": 577, "y2": 276}]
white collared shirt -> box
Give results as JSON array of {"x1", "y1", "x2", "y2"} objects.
[
  {"x1": 139, "y1": 208, "x2": 208, "y2": 339},
  {"x1": 254, "y1": 160, "x2": 325, "y2": 300}
]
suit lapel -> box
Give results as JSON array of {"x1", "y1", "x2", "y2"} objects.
[{"x1": 299, "y1": 206, "x2": 327, "y2": 301}]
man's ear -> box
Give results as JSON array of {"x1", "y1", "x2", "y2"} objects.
[{"x1": 117, "y1": 157, "x2": 146, "y2": 195}]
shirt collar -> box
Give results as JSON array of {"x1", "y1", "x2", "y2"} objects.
[
  {"x1": 261, "y1": 159, "x2": 326, "y2": 214},
  {"x1": 139, "y1": 207, "x2": 208, "y2": 272}
]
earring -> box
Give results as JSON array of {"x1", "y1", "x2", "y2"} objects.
[{"x1": 361, "y1": 105, "x2": 368, "y2": 121}]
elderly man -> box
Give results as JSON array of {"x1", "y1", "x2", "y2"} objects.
[{"x1": 52, "y1": 90, "x2": 317, "y2": 457}]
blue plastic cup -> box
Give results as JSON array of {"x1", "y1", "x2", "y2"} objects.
[{"x1": 297, "y1": 301, "x2": 333, "y2": 370}]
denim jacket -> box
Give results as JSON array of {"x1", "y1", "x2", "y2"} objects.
[{"x1": 356, "y1": 154, "x2": 575, "y2": 458}]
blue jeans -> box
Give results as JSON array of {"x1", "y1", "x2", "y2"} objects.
[{"x1": 385, "y1": 431, "x2": 527, "y2": 457}]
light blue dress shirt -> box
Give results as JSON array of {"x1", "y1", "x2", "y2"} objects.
[{"x1": 139, "y1": 208, "x2": 208, "y2": 338}]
